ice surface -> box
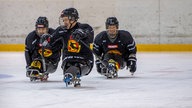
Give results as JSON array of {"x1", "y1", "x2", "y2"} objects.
[{"x1": 0, "y1": 52, "x2": 192, "y2": 108}]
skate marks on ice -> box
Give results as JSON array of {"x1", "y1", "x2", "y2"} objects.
[
  {"x1": 0, "y1": 79, "x2": 96, "y2": 91},
  {"x1": 93, "y1": 72, "x2": 139, "y2": 80},
  {"x1": 94, "y1": 75, "x2": 138, "y2": 80},
  {"x1": 0, "y1": 74, "x2": 13, "y2": 79},
  {"x1": 1, "y1": 52, "x2": 192, "y2": 107},
  {"x1": 25, "y1": 78, "x2": 97, "y2": 90},
  {"x1": 22, "y1": 75, "x2": 138, "y2": 90},
  {"x1": 60, "y1": 85, "x2": 96, "y2": 90}
]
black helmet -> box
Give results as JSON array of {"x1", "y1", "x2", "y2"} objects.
[
  {"x1": 60, "y1": 8, "x2": 79, "y2": 21},
  {"x1": 105, "y1": 17, "x2": 119, "y2": 29},
  {"x1": 35, "y1": 17, "x2": 49, "y2": 28}
]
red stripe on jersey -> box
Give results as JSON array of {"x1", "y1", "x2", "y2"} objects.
[
  {"x1": 37, "y1": 25, "x2": 45, "y2": 28},
  {"x1": 108, "y1": 45, "x2": 118, "y2": 49}
]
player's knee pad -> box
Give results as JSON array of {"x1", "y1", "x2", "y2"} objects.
[
  {"x1": 80, "y1": 64, "x2": 91, "y2": 76},
  {"x1": 81, "y1": 59, "x2": 93, "y2": 76},
  {"x1": 30, "y1": 59, "x2": 42, "y2": 70},
  {"x1": 46, "y1": 62, "x2": 58, "y2": 73}
]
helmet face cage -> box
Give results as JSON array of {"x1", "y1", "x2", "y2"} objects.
[
  {"x1": 35, "y1": 17, "x2": 49, "y2": 28},
  {"x1": 59, "y1": 16, "x2": 65, "y2": 28},
  {"x1": 105, "y1": 17, "x2": 119, "y2": 29}
]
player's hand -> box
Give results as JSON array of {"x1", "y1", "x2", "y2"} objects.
[
  {"x1": 41, "y1": 34, "x2": 50, "y2": 41},
  {"x1": 127, "y1": 60, "x2": 137, "y2": 73},
  {"x1": 127, "y1": 54, "x2": 137, "y2": 73},
  {"x1": 40, "y1": 34, "x2": 51, "y2": 46},
  {"x1": 72, "y1": 29, "x2": 86, "y2": 42},
  {"x1": 95, "y1": 60, "x2": 102, "y2": 72}
]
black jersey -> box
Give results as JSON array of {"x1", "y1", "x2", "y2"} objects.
[
  {"x1": 93, "y1": 30, "x2": 137, "y2": 60},
  {"x1": 25, "y1": 28, "x2": 62, "y2": 67},
  {"x1": 51, "y1": 22, "x2": 94, "y2": 61}
]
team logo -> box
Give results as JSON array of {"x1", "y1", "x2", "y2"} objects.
[
  {"x1": 38, "y1": 48, "x2": 53, "y2": 57},
  {"x1": 68, "y1": 39, "x2": 81, "y2": 53}
]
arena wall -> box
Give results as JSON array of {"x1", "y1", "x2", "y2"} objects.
[{"x1": 0, "y1": 0, "x2": 192, "y2": 51}]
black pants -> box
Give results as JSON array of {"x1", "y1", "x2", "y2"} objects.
[
  {"x1": 28, "y1": 58, "x2": 59, "y2": 74},
  {"x1": 62, "y1": 56, "x2": 93, "y2": 76}
]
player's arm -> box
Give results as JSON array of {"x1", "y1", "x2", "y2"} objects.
[
  {"x1": 42, "y1": 27, "x2": 63, "y2": 45},
  {"x1": 84, "y1": 25, "x2": 94, "y2": 43},
  {"x1": 93, "y1": 33, "x2": 103, "y2": 57},
  {"x1": 24, "y1": 36, "x2": 32, "y2": 68},
  {"x1": 125, "y1": 32, "x2": 137, "y2": 73}
]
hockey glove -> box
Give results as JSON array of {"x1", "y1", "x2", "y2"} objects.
[
  {"x1": 40, "y1": 34, "x2": 51, "y2": 46},
  {"x1": 72, "y1": 29, "x2": 87, "y2": 42},
  {"x1": 127, "y1": 60, "x2": 136, "y2": 73},
  {"x1": 41, "y1": 34, "x2": 51, "y2": 41},
  {"x1": 95, "y1": 60, "x2": 102, "y2": 73},
  {"x1": 127, "y1": 54, "x2": 137, "y2": 73}
]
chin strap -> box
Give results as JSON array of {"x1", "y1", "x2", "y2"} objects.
[{"x1": 68, "y1": 20, "x2": 77, "y2": 29}]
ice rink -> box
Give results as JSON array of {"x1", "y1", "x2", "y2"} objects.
[{"x1": 0, "y1": 52, "x2": 192, "y2": 108}]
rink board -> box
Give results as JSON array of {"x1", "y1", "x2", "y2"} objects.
[{"x1": 0, "y1": 44, "x2": 192, "y2": 51}]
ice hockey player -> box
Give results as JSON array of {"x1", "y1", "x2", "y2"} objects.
[
  {"x1": 93, "y1": 17, "x2": 137, "y2": 78},
  {"x1": 25, "y1": 16, "x2": 62, "y2": 81},
  {"x1": 47, "y1": 8, "x2": 94, "y2": 87}
]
